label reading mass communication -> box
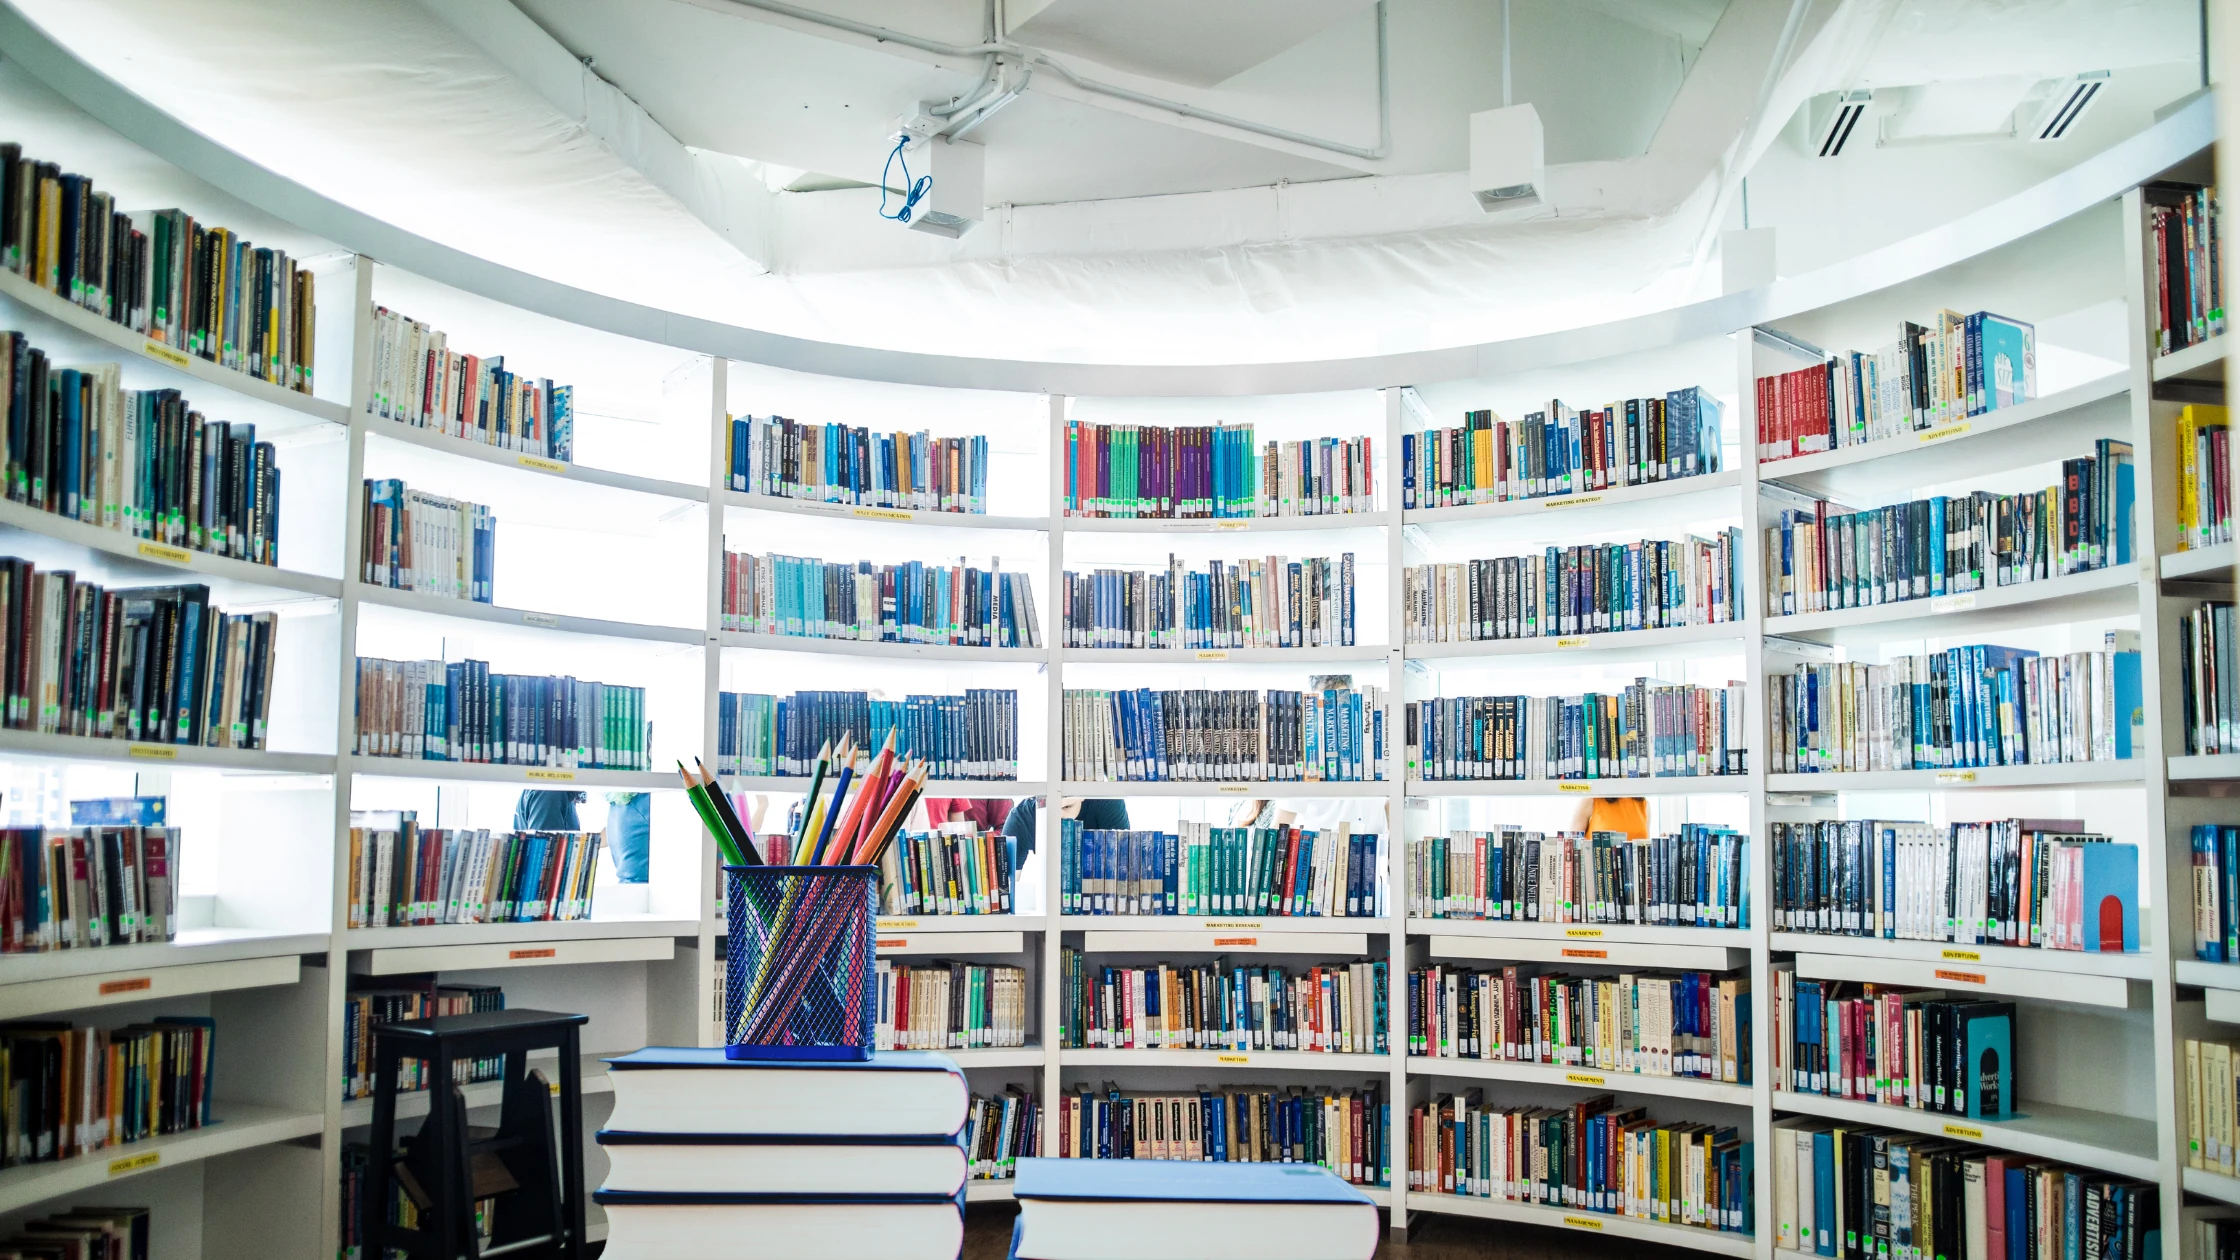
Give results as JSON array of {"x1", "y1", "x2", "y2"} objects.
[{"x1": 853, "y1": 507, "x2": 913, "y2": 522}]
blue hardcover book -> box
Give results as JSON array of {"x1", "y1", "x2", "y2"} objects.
[
  {"x1": 2111, "y1": 642, "x2": 2143, "y2": 759},
  {"x1": 1959, "y1": 1002, "x2": 2016, "y2": 1119},
  {"x1": 2080, "y1": 842, "x2": 2140, "y2": 952},
  {"x1": 1812, "y1": 1130, "x2": 1836, "y2": 1254},
  {"x1": 1978, "y1": 313, "x2": 2037, "y2": 409},
  {"x1": 69, "y1": 796, "x2": 167, "y2": 826}
]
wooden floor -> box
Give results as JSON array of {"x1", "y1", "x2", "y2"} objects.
[{"x1": 963, "y1": 1201, "x2": 1703, "y2": 1260}]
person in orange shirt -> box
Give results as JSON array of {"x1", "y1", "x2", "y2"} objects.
[{"x1": 1571, "y1": 795, "x2": 1649, "y2": 840}]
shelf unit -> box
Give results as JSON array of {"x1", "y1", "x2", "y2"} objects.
[{"x1": 0, "y1": 15, "x2": 2224, "y2": 1255}]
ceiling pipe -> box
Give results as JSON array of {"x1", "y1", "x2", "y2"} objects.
[
  {"x1": 700, "y1": 0, "x2": 1392, "y2": 162},
  {"x1": 928, "y1": 0, "x2": 1000, "y2": 117},
  {"x1": 946, "y1": 65, "x2": 1032, "y2": 141}
]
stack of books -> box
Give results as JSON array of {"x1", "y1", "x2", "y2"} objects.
[{"x1": 594, "y1": 1047, "x2": 971, "y2": 1259}]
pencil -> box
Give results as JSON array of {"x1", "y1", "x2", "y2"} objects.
[
  {"x1": 792, "y1": 740, "x2": 833, "y2": 862},
  {"x1": 825, "y1": 732, "x2": 896, "y2": 864},
  {"x1": 677, "y1": 761, "x2": 748, "y2": 867},
  {"x1": 808, "y1": 750, "x2": 857, "y2": 865},
  {"x1": 695, "y1": 758, "x2": 759, "y2": 865}
]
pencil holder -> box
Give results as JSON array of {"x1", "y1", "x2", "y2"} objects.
[{"x1": 722, "y1": 865, "x2": 877, "y2": 1061}]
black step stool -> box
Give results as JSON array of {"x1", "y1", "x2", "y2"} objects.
[{"x1": 365, "y1": 1008, "x2": 590, "y2": 1260}]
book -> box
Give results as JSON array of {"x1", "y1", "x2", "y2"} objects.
[
  {"x1": 601, "y1": 1047, "x2": 970, "y2": 1136},
  {"x1": 358, "y1": 479, "x2": 495, "y2": 602},
  {"x1": 1408, "y1": 963, "x2": 1749, "y2": 1082},
  {"x1": 1406, "y1": 530, "x2": 1743, "y2": 642},
  {"x1": 1408, "y1": 824, "x2": 1746, "y2": 928},
  {"x1": 1405, "y1": 680, "x2": 1748, "y2": 780},
  {"x1": 721, "y1": 548, "x2": 1041, "y2": 647},
  {"x1": 1063, "y1": 684, "x2": 1387, "y2": 782},
  {"x1": 1756, "y1": 310, "x2": 2037, "y2": 461},
  {"x1": 877, "y1": 960, "x2": 1030, "y2": 1049},
  {"x1": 2078, "y1": 841, "x2": 2139, "y2": 952},
  {"x1": 5, "y1": 1205, "x2": 150, "y2": 1260},
  {"x1": 1402, "y1": 387, "x2": 1725, "y2": 508},
  {"x1": 1769, "y1": 643, "x2": 2142, "y2": 772},
  {"x1": 1407, "y1": 1094, "x2": 1752, "y2": 1235},
  {"x1": 1772, "y1": 984, "x2": 2022, "y2": 1115},
  {"x1": 344, "y1": 812, "x2": 603, "y2": 928},
  {"x1": 1058, "y1": 952, "x2": 1388, "y2": 1053},
  {"x1": 364, "y1": 306, "x2": 571, "y2": 462},
  {"x1": 1064, "y1": 553, "x2": 1355, "y2": 650},
  {"x1": 0, "y1": 1018, "x2": 214, "y2": 1165},
  {"x1": 2176, "y1": 404, "x2": 2233, "y2": 551},
  {"x1": 0, "y1": 142, "x2": 316, "y2": 394},
  {"x1": 965, "y1": 1087, "x2": 1042, "y2": 1180},
  {"x1": 2181, "y1": 600, "x2": 2236, "y2": 754},
  {"x1": 351, "y1": 657, "x2": 648, "y2": 769},
  {"x1": 0, "y1": 823, "x2": 179, "y2": 951},
  {"x1": 67, "y1": 795, "x2": 165, "y2": 825},
  {"x1": 2148, "y1": 182, "x2": 2226, "y2": 357},
  {"x1": 728, "y1": 414, "x2": 988, "y2": 513},
  {"x1": 596, "y1": 1131, "x2": 971, "y2": 1196},
  {"x1": 0, "y1": 561, "x2": 278, "y2": 748},
  {"x1": 718, "y1": 688, "x2": 1018, "y2": 780},
  {"x1": 591, "y1": 1196, "x2": 966, "y2": 1260},
  {"x1": 1061, "y1": 423, "x2": 1375, "y2": 519},
  {"x1": 1959, "y1": 1003, "x2": 2015, "y2": 1120},
  {"x1": 1057, "y1": 821, "x2": 1386, "y2": 919},
  {"x1": 1011, "y1": 1156, "x2": 1379, "y2": 1260}
]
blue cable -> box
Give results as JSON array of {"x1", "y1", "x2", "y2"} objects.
[{"x1": 878, "y1": 137, "x2": 934, "y2": 224}]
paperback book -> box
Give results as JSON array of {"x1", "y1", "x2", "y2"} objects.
[
  {"x1": 345, "y1": 810, "x2": 603, "y2": 928},
  {"x1": 364, "y1": 306, "x2": 572, "y2": 462},
  {"x1": 727, "y1": 413, "x2": 988, "y2": 513},
  {"x1": 1410, "y1": 964, "x2": 1750, "y2": 1084},
  {"x1": 1058, "y1": 820, "x2": 1386, "y2": 919},
  {"x1": 1054, "y1": 1083, "x2": 1388, "y2": 1187},
  {"x1": 1756, "y1": 308, "x2": 2038, "y2": 461},
  {"x1": 718, "y1": 687, "x2": 1018, "y2": 780},
  {"x1": 876, "y1": 960, "x2": 1030, "y2": 1049}
]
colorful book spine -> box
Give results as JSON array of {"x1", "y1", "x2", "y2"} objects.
[
  {"x1": 1063, "y1": 553, "x2": 1355, "y2": 649},
  {"x1": 2174, "y1": 403, "x2": 2232, "y2": 551},
  {"x1": 1056, "y1": 1082, "x2": 1389, "y2": 1186},
  {"x1": 358, "y1": 478, "x2": 496, "y2": 602},
  {"x1": 0, "y1": 823, "x2": 179, "y2": 951},
  {"x1": 364, "y1": 306, "x2": 571, "y2": 462},
  {"x1": 1062, "y1": 684, "x2": 1387, "y2": 782},
  {"x1": 1756, "y1": 308, "x2": 2038, "y2": 462},
  {"x1": 963, "y1": 1088, "x2": 1040, "y2": 1181},
  {"x1": 2151, "y1": 183, "x2": 2226, "y2": 357},
  {"x1": 1405, "y1": 825, "x2": 1747, "y2": 927},
  {"x1": 344, "y1": 813, "x2": 603, "y2": 928},
  {"x1": 340, "y1": 979, "x2": 505, "y2": 1100},
  {"x1": 875, "y1": 828, "x2": 1017, "y2": 914},
  {"x1": 2197, "y1": 824, "x2": 2240, "y2": 963},
  {"x1": 1408, "y1": 964, "x2": 1750, "y2": 1084},
  {"x1": 718, "y1": 688, "x2": 1018, "y2": 780},
  {"x1": 875, "y1": 961, "x2": 1030, "y2": 1048},
  {"x1": 727, "y1": 414, "x2": 989, "y2": 513},
  {"x1": 720, "y1": 549, "x2": 1041, "y2": 647},
  {"x1": 2181, "y1": 601, "x2": 2236, "y2": 754},
  {"x1": 1061, "y1": 421, "x2": 1376, "y2": 518},
  {"x1": 1405, "y1": 531, "x2": 1741, "y2": 642},
  {"x1": 1060, "y1": 950, "x2": 1388, "y2": 1053},
  {"x1": 1769, "y1": 972, "x2": 2015, "y2": 1120},
  {"x1": 1403, "y1": 682, "x2": 1748, "y2": 781},
  {"x1": 0, "y1": 1018, "x2": 217, "y2": 1165},
  {"x1": 1401, "y1": 386, "x2": 1723, "y2": 509},
  {"x1": 351, "y1": 657, "x2": 649, "y2": 769},
  {"x1": 1056, "y1": 820, "x2": 1386, "y2": 919}
]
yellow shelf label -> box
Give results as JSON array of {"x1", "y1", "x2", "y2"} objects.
[
  {"x1": 522, "y1": 612, "x2": 562, "y2": 629},
  {"x1": 1918, "y1": 422, "x2": 1973, "y2": 445},
  {"x1": 1565, "y1": 1073, "x2": 1606, "y2": 1086},
  {"x1": 1542, "y1": 495, "x2": 1604, "y2": 511},
  {"x1": 108, "y1": 1150, "x2": 160, "y2": 1177},
  {"x1": 877, "y1": 919, "x2": 920, "y2": 930},
  {"x1": 852, "y1": 507, "x2": 914, "y2": 522},
  {"x1": 517, "y1": 454, "x2": 568, "y2": 474},
  {"x1": 1929, "y1": 592, "x2": 1978, "y2": 614},
  {"x1": 1216, "y1": 784, "x2": 1251, "y2": 794},
  {"x1": 1563, "y1": 927, "x2": 1605, "y2": 939},
  {"x1": 1556, "y1": 783, "x2": 1593, "y2": 794},
  {"x1": 525, "y1": 769, "x2": 576, "y2": 782},
  {"x1": 1940, "y1": 948, "x2": 1982, "y2": 963},
  {"x1": 1934, "y1": 770, "x2": 1977, "y2": 784},
  {"x1": 136, "y1": 540, "x2": 192, "y2": 565},
  {"x1": 142, "y1": 340, "x2": 193, "y2": 371},
  {"x1": 127, "y1": 744, "x2": 177, "y2": 761},
  {"x1": 1213, "y1": 521, "x2": 1250, "y2": 531},
  {"x1": 1195, "y1": 650, "x2": 1231, "y2": 661},
  {"x1": 1942, "y1": 1122, "x2": 1985, "y2": 1141},
  {"x1": 1216, "y1": 1053, "x2": 1250, "y2": 1064},
  {"x1": 1561, "y1": 1216, "x2": 1603, "y2": 1231},
  {"x1": 1554, "y1": 637, "x2": 1590, "y2": 649}
]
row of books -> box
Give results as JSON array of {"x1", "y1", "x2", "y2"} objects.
[
  {"x1": 716, "y1": 688, "x2": 1020, "y2": 780},
  {"x1": 0, "y1": 1018, "x2": 215, "y2": 1167},
  {"x1": 1055, "y1": 1082, "x2": 1389, "y2": 1186},
  {"x1": 1058, "y1": 953, "x2": 1390, "y2": 1054},
  {"x1": 1769, "y1": 641, "x2": 2144, "y2": 774},
  {"x1": 340, "y1": 976, "x2": 504, "y2": 1100},
  {"x1": 1774, "y1": 819, "x2": 2139, "y2": 951},
  {"x1": 2195, "y1": 825, "x2": 2240, "y2": 962},
  {"x1": 1756, "y1": 310, "x2": 2037, "y2": 462},
  {"x1": 1404, "y1": 826, "x2": 1748, "y2": 928},
  {"x1": 965, "y1": 1088, "x2": 1041, "y2": 1181},
  {"x1": 1770, "y1": 972, "x2": 2015, "y2": 1119},
  {"x1": 359, "y1": 478, "x2": 495, "y2": 603},
  {"x1": 0, "y1": 564, "x2": 278, "y2": 748},
  {"x1": 0, "y1": 1207, "x2": 148, "y2": 1260},
  {"x1": 0, "y1": 822, "x2": 177, "y2": 953},
  {"x1": 2179, "y1": 601, "x2": 2235, "y2": 755},
  {"x1": 1403, "y1": 531, "x2": 1745, "y2": 644},
  {"x1": 2188, "y1": 1035, "x2": 2240, "y2": 1174},
  {"x1": 1403, "y1": 682, "x2": 1749, "y2": 781},
  {"x1": 1, "y1": 143, "x2": 317, "y2": 394},
  {"x1": 3, "y1": 338, "x2": 283, "y2": 564},
  {"x1": 1408, "y1": 965, "x2": 1750, "y2": 1084},
  {"x1": 1769, "y1": 1121, "x2": 2157, "y2": 1260},
  {"x1": 1060, "y1": 554, "x2": 1357, "y2": 650},
  {"x1": 1765, "y1": 445, "x2": 2135, "y2": 616},
  {"x1": 1401, "y1": 388, "x2": 1725, "y2": 509},
  {"x1": 720, "y1": 549, "x2": 1042, "y2": 647},
  {"x1": 873, "y1": 828, "x2": 1017, "y2": 916},
  {"x1": 2176, "y1": 403, "x2": 2232, "y2": 551},
  {"x1": 1061, "y1": 683, "x2": 1388, "y2": 782},
  {"x1": 344, "y1": 814, "x2": 602, "y2": 929},
  {"x1": 364, "y1": 306, "x2": 573, "y2": 462},
  {"x1": 350, "y1": 657, "x2": 650, "y2": 768},
  {"x1": 1061, "y1": 422, "x2": 1377, "y2": 519},
  {"x1": 1057, "y1": 821, "x2": 1387, "y2": 919},
  {"x1": 725, "y1": 414, "x2": 989, "y2": 513},
  {"x1": 872, "y1": 960, "x2": 1030, "y2": 1050},
  {"x1": 1408, "y1": 1095, "x2": 1751, "y2": 1235},
  {"x1": 2149, "y1": 181, "x2": 2225, "y2": 357}
]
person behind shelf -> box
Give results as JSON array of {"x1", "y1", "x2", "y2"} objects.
[
  {"x1": 1002, "y1": 796, "x2": 1128, "y2": 862},
  {"x1": 1568, "y1": 795, "x2": 1649, "y2": 840},
  {"x1": 513, "y1": 788, "x2": 585, "y2": 832},
  {"x1": 605, "y1": 791, "x2": 650, "y2": 883},
  {"x1": 920, "y1": 796, "x2": 1013, "y2": 834}
]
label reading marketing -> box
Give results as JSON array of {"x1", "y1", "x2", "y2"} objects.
[
  {"x1": 1195, "y1": 650, "x2": 1231, "y2": 661},
  {"x1": 1934, "y1": 770, "x2": 1978, "y2": 784},
  {"x1": 1557, "y1": 783, "x2": 1593, "y2": 794},
  {"x1": 1554, "y1": 637, "x2": 1590, "y2": 649},
  {"x1": 1217, "y1": 1054, "x2": 1250, "y2": 1064}
]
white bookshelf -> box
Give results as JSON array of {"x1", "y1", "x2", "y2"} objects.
[{"x1": 0, "y1": 19, "x2": 2225, "y2": 1255}]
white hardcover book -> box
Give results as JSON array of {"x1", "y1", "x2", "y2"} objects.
[
  {"x1": 595, "y1": 1200, "x2": 963, "y2": 1260},
  {"x1": 603, "y1": 1048, "x2": 969, "y2": 1136},
  {"x1": 597, "y1": 1136, "x2": 966, "y2": 1195}
]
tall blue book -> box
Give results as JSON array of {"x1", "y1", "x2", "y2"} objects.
[
  {"x1": 592, "y1": 1048, "x2": 969, "y2": 1259},
  {"x1": 1008, "y1": 1157, "x2": 1377, "y2": 1260}
]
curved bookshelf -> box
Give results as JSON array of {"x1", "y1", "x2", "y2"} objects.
[
  {"x1": 1761, "y1": 563, "x2": 2142, "y2": 645},
  {"x1": 1765, "y1": 761, "x2": 2145, "y2": 793},
  {"x1": 1405, "y1": 1056, "x2": 1753, "y2": 1107},
  {"x1": 0, "y1": 1102, "x2": 328, "y2": 1215},
  {"x1": 1403, "y1": 1192, "x2": 1756, "y2": 1259},
  {"x1": 721, "y1": 775, "x2": 1044, "y2": 798},
  {"x1": 721, "y1": 492, "x2": 1049, "y2": 533},
  {"x1": 1402, "y1": 469, "x2": 1741, "y2": 528},
  {"x1": 2153, "y1": 333, "x2": 2228, "y2": 384},
  {"x1": 1405, "y1": 620, "x2": 1745, "y2": 663},
  {"x1": 354, "y1": 583, "x2": 705, "y2": 644},
  {"x1": 2161, "y1": 540, "x2": 2237, "y2": 583},
  {"x1": 0, "y1": 933, "x2": 317, "y2": 1021},
  {"x1": 1408, "y1": 919, "x2": 1751, "y2": 949},
  {"x1": 1056, "y1": 780, "x2": 1387, "y2": 798},
  {"x1": 1064, "y1": 645, "x2": 1389, "y2": 664},
  {"x1": 0, "y1": 727, "x2": 334, "y2": 774},
  {"x1": 340, "y1": 754, "x2": 675, "y2": 791},
  {"x1": 1405, "y1": 777, "x2": 1747, "y2": 798},
  {"x1": 1062, "y1": 513, "x2": 1384, "y2": 534},
  {"x1": 364, "y1": 418, "x2": 709, "y2": 503},
  {"x1": 719, "y1": 630, "x2": 1047, "y2": 662},
  {"x1": 0, "y1": 498, "x2": 342, "y2": 602},
  {"x1": 1769, "y1": 1090, "x2": 2157, "y2": 1182},
  {"x1": 1057, "y1": 1048, "x2": 1390, "y2": 1073}
]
